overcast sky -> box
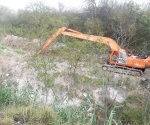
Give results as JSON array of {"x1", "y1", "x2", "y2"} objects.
[{"x1": 0, "y1": 0, "x2": 149, "y2": 11}]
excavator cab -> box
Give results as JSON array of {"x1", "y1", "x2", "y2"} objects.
[
  {"x1": 110, "y1": 50, "x2": 127, "y2": 64},
  {"x1": 118, "y1": 51, "x2": 127, "y2": 64}
]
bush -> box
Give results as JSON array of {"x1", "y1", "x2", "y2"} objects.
[
  {"x1": 0, "y1": 81, "x2": 38, "y2": 106},
  {"x1": 0, "y1": 117, "x2": 14, "y2": 125},
  {"x1": 3, "y1": 106, "x2": 58, "y2": 125}
]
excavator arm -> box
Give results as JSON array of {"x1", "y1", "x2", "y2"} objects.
[{"x1": 37, "y1": 27, "x2": 123, "y2": 54}]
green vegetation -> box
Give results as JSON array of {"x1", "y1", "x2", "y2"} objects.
[
  {"x1": 0, "y1": 81, "x2": 116, "y2": 125},
  {"x1": 0, "y1": 80, "x2": 150, "y2": 125},
  {"x1": 2, "y1": 106, "x2": 58, "y2": 125},
  {"x1": 0, "y1": 0, "x2": 150, "y2": 125},
  {"x1": 0, "y1": 1, "x2": 150, "y2": 55},
  {"x1": 0, "y1": 43, "x2": 6, "y2": 53},
  {"x1": 0, "y1": 24, "x2": 6, "y2": 37},
  {"x1": 14, "y1": 49, "x2": 25, "y2": 54}
]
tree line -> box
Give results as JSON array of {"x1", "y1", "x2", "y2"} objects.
[{"x1": 0, "y1": 0, "x2": 150, "y2": 56}]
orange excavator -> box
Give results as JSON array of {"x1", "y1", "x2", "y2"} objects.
[{"x1": 37, "y1": 27, "x2": 150, "y2": 76}]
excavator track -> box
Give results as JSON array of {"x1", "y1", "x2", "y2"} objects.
[{"x1": 102, "y1": 64, "x2": 143, "y2": 76}]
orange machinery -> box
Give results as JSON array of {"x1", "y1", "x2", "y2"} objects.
[{"x1": 37, "y1": 27, "x2": 150, "y2": 76}]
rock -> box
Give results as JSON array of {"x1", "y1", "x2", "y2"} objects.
[
  {"x1": 107, "y1": 86, "x2": 126, "y2": 103},
  {"x1": 93, "y1": 88, "x2": 104, "y2": 105},
  {"x1": 92, "y1": 86, "x2": 127, "y2": 105}
]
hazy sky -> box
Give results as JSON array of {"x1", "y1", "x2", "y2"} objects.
[{"x1": 0, "y1": 0, "x2": 149, "y2": 11}]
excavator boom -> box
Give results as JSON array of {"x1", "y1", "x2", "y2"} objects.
[{"x1": 37, "y1": 27, "x2": 122, "y2": 54}]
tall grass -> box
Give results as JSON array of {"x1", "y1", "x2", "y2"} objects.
[
  {"x1": 0, "y1": 24, "x2": 6, "y2": 37},
  {"x1": 0, "y1": 80, "x2": 37, "y2": 106},
  {"x1": 1, "y1": 79, "x2": 150, "y2": 125},
  {"x1": 0, "y1": 80, "x2": 92, "y2": 124}
]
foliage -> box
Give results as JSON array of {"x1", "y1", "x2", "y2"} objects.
[
  {"x1": 0, "y1": 0, "x2": 150, "y2": 54},
  {"x1": 0, "y1": 24, "x2": 6, "y2": 37},
  {"x1": 0, "y1": 5, "x2": 15, "y2": 25},
  {"x1": 106, "y1": 105, "x2": 123, "y2": 125},
  {"x1": 0, "y1": 43, "x2": 6, "y2": 54},
  {"x1": 29, "y1": 55, "x2": 56, "y2": 88},
  {"x1": 0, "y1": 1, "x2": 150, "y2": 125},
  {"x1": 53, "y1": 106, "x2": 88, "y2": 125},
  {"x1": 116, "y1": 92, "x2": 150, "y2": 125},
  {"x1": 0, "y1": 79, "x2": 150, "y2": 125},
  {"x1": 0, "y1": 117, "x2": 14, "y2": 125},
  {"x1": 0, "y1": 80, "x2": 37, "y2": 106},
  {"x1": 84, "y1": 18, "x2": 104, "y2": 35},
  {"x1": 1, "y1": 106, "x2": 57, "y2": 125},
  {"x1": 0, "y1": 3, "x2": 68, "y2": 40}
]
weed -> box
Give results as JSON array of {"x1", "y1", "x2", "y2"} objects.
[
  {"x1": 106, "y1": 105, "x2": 123, "y2": 125},
  {"x1": 0, "y1": 43, "x2": 6, "y2": 53},
  {"x1": 53, "y1": 104, "x2": 89, "y2": 125},
  {"x1": 0, "y1": 25, "x2": 6, "y2": 37},
  {"x1": 3, "y1": 106, "x2": 58, "y2": 125},
  {"x1": 0, "y1": 116, "x2": 14, "y2": 125},
  {"x1": 14, "y1": 49, "x2": 25, "y2": 54},
  {"x1": 0, "y1": 80, "x2": 38, "y2": 106}
]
